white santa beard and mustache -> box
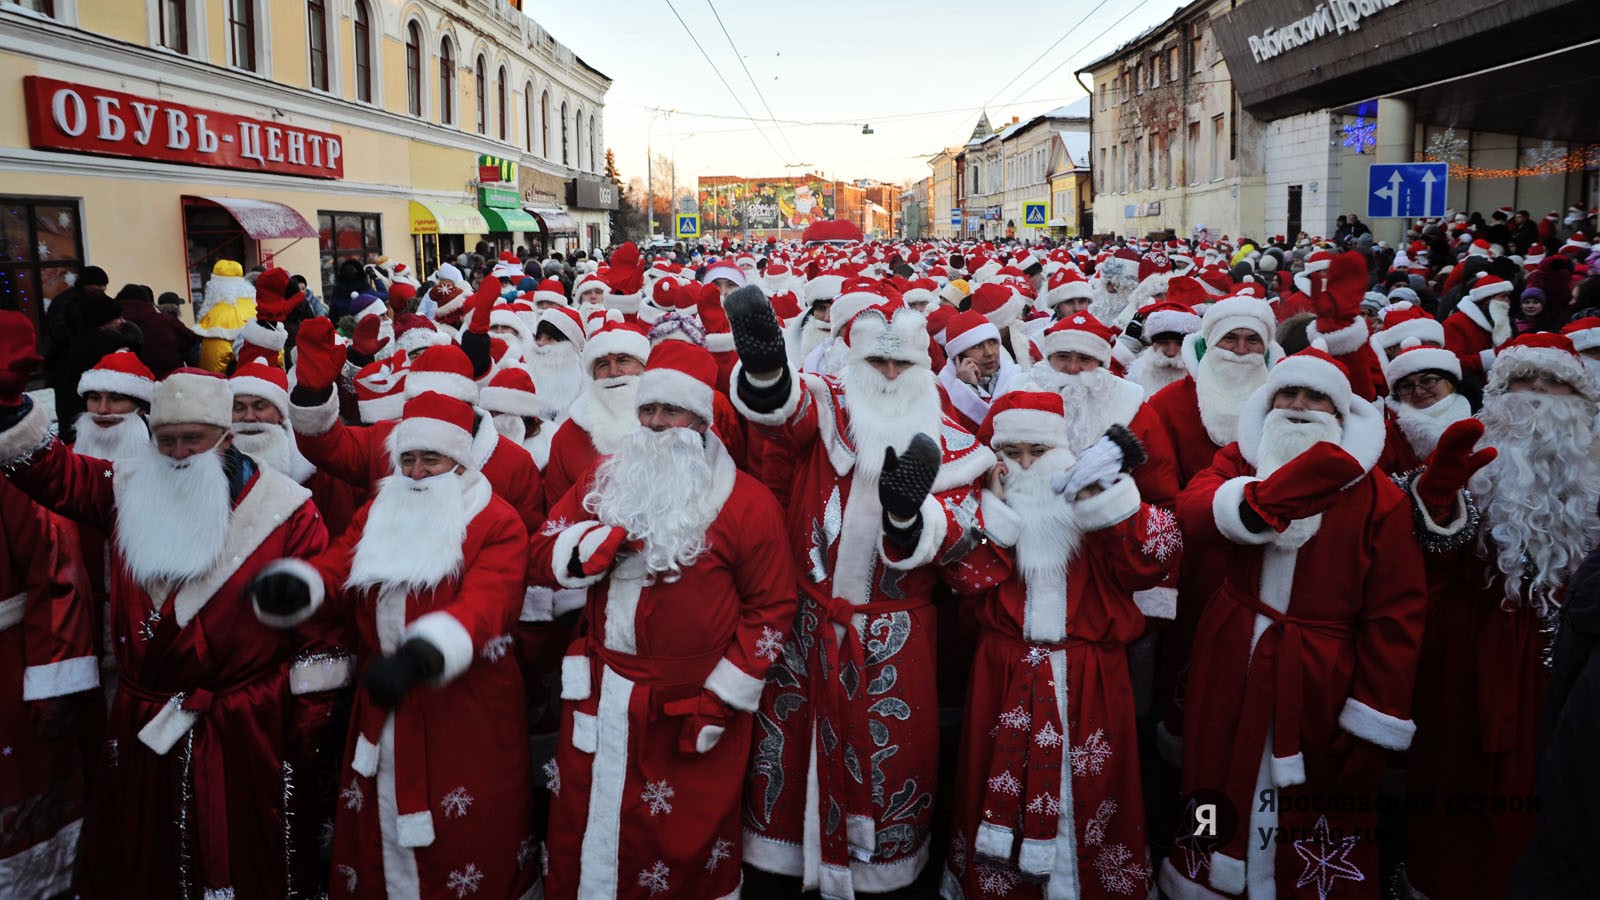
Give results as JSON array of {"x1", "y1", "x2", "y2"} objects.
[
  {"x1": 1252, "y1": 408, "x2": 1345, "y2": 546},
  {"x1": 527, "y1": 343, "x2": 583, "y2": 418},
  {"x1": 346, "y1": 471, "x2": 472, "y2": 592},
  {"x1": 1025, "y1": 366, "x2": 1120, "y2": 452},
  {"x1": 1196, "y1": 347, "x2": 1270, "y2": 446},
  {"x1": 839, "y1": 359, "x2": 944, "y2": 483},
  {"x1": 584, "y1": 426, "x2": 719, "y2": 578},
  {"x1": 1471, "y1": 390, "x2": 1600, "y2": 612},
  {"x1": 999, "y1": 447, "x2": 1083, "y2": 587},
  {"x1": 582, "y1": 375, "x2": 641, "y2": 453},
  {"x1": 1387, "y1": 392, "x2": 1472, "y2": 459},
  {"x1": 1132, "y1": 347, "x2": 1188, "y2": 396},
  {"x1": 73, "y1": 411, "x2": 150, "y2": 463},
  {"x1": 231, "y1": 422, "x2": 299, "y2": 477},
  {"x1": 491, "y1": 412, "x2": 528, "y2": 445},
  {"x1": 113, "y1": 444, "x2": 231, "y2": 586}
]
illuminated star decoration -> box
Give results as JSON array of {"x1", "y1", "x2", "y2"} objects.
[
  {"x1": 1425, "y1": 127, "x2": 1468, "y2": 165},
  {"x1": 1342, "y1": 117, "x2": 1377, "y2": 154},
  {"x1": 1293, "y1": 815, "x2": 1365, "y2": 899}
]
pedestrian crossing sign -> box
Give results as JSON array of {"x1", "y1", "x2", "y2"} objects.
[
  {"x1": 1023, "y1": 202, "x2": 1049, "y2": 227},
  {"x1": 675, "y1": 214, "x2": 700, "y2": 239}
]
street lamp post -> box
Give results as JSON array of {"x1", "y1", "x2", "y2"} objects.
[{"x1": 645, "y1": 108, "x2": 673, "y2": 240}]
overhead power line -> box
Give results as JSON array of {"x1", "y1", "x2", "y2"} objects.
[
  {"x1": 703, "y1": 0, "x2": 801, "y2": 162},
  {"x1": 659, "y1": 0, "x2": 793, "y2": 166},
  {"x1": 1000, "y1": 0, "x2": 1161, "y2": 110}
]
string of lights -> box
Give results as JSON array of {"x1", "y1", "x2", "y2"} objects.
[{"x1": 1424, "y1": 143, "x2": 1600, "y2": 180}]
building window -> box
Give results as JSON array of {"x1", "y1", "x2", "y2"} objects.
[
  {"x1": 0, "y1": 197, "x2": 84, "y2": 345},
  {"x1": 474, "y1": 56, "x2": 486, "y2": 135},
  {"x1": 158, "y1": 0, "x2": 187, "y2": 53},
  {"x1": 1147, "y1": 133, "x2": 1156, "y2": 189},
  {"x1": 1098, "y1": 149, "x2": 1106, "y2": 193},
  {"x1": 229, "y1": 0, "x2": 256, "y2": 72},
  {"x1": 438, "y1": 39, "x2": 455, "y2": 125},
  {"x1": 1211, "y1": 114, "x2": 1225, "y2": 181},
  {"x1": 496, "y1": 66, "x2": 508, "y2": 141},
  {"x1": 405, "y1": 21, "x2": 422, "y2": 116},
  {"x1": 306, "y1": 0, "x2": 329, "y2": 91},
  {"x1": 589, "y1": 119, "x2": 597, "y2": 172},
  {"x1": 1132, "y1": 139, "x2": 1141, "y2": 192},
  {"x1": 317, "y1": 211, "x2": 383, "y2": 303},
  {"x1": 1230, "y1": 88, "x2": 1239, "y2": 161},
  {"x1": 561, "y1": 101, "x2": 569, "y2": 166},
  {"x1": 13, "y1": 0, "x2": 55, "y2": 15},
  {"x1": 1187, "y1": 122, "x2": 1200, "y2": 185},
  {"x1": 1192, "y1": 36, "x2": 1203, "y2": 73},
  {"x1": 524, "y1": 83, "x2": 535, "y2": 151},
  {"x1": 1098, "y1": 83, "x2": 1106, "y2": 111},
  {"x1": 353, "y1": 1, "x2": 373, "y2": 103},
  {"x1": 1165, "y1": 129, "x2": 1175, "y2": 187},
  {"x1": 1169, "y1": 47, "x2": 1179, "y2": 82},
  {"x1": 540, "y1": 91, "x2": 550, "y2": 158},
  {"x1": 1134, "y1": 63, "x2": 1142, "y2": 94}
]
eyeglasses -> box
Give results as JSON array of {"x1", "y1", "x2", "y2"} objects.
[{"x1": 1393, "y1": 374, "x2": 1445, "y2": 396}]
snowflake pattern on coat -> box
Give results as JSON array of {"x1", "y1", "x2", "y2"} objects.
[
  {"x1": 1034, "y1": 721, "x2": 1062, "y2": 749},
  {"x1": 542, "y1": 759, "x2": 561, "y2": 796},
  {"x1": 997, "y1": 705, "x2": 1032, "y2": 731},
  {"x1": 1141, "y1": 506, "x2": 1182, "y2": 562},
  {"x1": 336, "y1": 864, "x2": 357, "y2": 893},
  {"x1": 516, "y1": 835, "x2": 537, "y2": 870},
  {"x1": 339, "y1": 779, "x2": 364, "y2": 812},
  {"x1": 1083, "y1": 798, "x2": 1117, "y2": 848},
  {"x1": 1027, "y1": 792, "x2": 1061, "y2": 815},
  {"x1": 539, "y1": 517, "x2": 573, "y2": 536},
  {"x1": 637, "y1": 861, "x2": 671, "y2": 895},
  {"x1": 479, "y1": 634, "x2": 514, "y2": 662},
  {"x1": 1071, "y1": 728, "x2": 1112, "y2": 777},
  {"x1": 640, "y1": 779, "x2": 675, "y2": 815},
  {"x1": 754, "y1": 626, "x2": 785, "y2": 662},
  {"x1": 1022, "y1": 645, "x2": 1050, "y2": 667},
  {"x1": 706, "y1": 837, "x2": 733, "y2": 871},
  {"x1": 987, "y1": 770, "x2": 1022, "y2": 796},
  {"x1": 440, "y1": 786, "x2": 474, "y2": 819},
  {"x1": 446, "y1": 862, "x2": 483, "y2": 897},
  {"x1": 976, "y1": 863, "x2": 1020, "y2": 895},
  {"x1": 950, "y1": 830, "x2": 968, "y2": 876},
  {"x1": 1094, "y1": 843, "x2": 1144, "y2": 895}
]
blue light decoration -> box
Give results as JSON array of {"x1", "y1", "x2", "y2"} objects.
[{"x1": 1342, "y1": 117, "x2": 1377, "y2": 154}]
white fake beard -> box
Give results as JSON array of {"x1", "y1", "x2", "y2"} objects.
[
  {"x1": 347, "y1": 471, "x2": 471, "y2": 592},
  {"x1": 1472, "y1": 391, "x2": 1600, "y2": 612},
  {"x1": 1000, "y1": 447, "x2": 1083, "y2": 586},
  {"x1": 581, "y1": 375, "x2": 641, "y2": 454},
  {"x1": 1195, "y1": 347, "x2": 1270, "y2": 446},
  {"x1": 1254, "y1": 408, "x2": 1344, "y2": 546},
  {"x1": 491, "y1": 412, "x2": 526, "y2": 445},
  {"x1": 73, "y1": 411, "x2": 149, "y2": 463},
  {"x1": 113, "y1": 443, "x2": 231, "y2": 586},
  {"x1": 527, "y1": 342, "x2": 584, "y2": 421},
  {"x1": 231, "y1": 422, "x2": 295, "y2": 478},
  {"x1": 584, "y1": 427, "x2": 719, "y2": 578},
  {"x1": 839, "y1": 359, "x2": 943, "y2": 482},
  {"x1": 1387, "y1": 392, "x2": 1471, "y2": 459},
  {"x1": 1131, "y1": 346, "x2": 1188, "y2": 396},
  {"x1": 1026, "y1": 367, "x2": 1120, "y2": 453},
  {"x1": 800, "y1": 316, "x2": 831, "y2": 359}
]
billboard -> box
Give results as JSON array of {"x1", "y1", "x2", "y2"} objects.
[{"x1": 698, "y1": 179, "x2": 835, "y2": 233}]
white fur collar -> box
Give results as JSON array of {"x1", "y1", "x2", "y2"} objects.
[
  {"x1": 566, "y1": 382, "x2": 637, "y2": 454},
  {"x1": 1386, "y1": 393, "x2": 1472, "y2": 460},
  {"x1": 1455, "y1": 297, "x2": 1491, "y2": 332},
  {"x1": 469, "y1": 408, "x2": 500, "y2": 467},
  {"x1": 803, "y1": 373, "x2": 996, "y2": 489},
  {"x1": 937, "y1": 357, "x2": 1022, "y2": 427}
]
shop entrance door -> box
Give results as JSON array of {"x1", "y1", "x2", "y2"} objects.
[
  {"x1": 182, "y1": 201, "x2": 257, "y2": 315},
  {"x1": 1286, "y1": 184, "x2": 1304, "y2": 242}
]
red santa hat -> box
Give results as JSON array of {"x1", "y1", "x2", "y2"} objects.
[
  {"x1": 354, "y1": 353, "x2": 408, "y2": 423},
  {"x1": 1467, "y1": 239, "x2": 1492, "y2": 258},
  {"x1": 1039, "y1": 313, "x2": 1115, "y2": 365},
  {"x1": 1467, "y1": 274, "x2": 1513, "y2": 304},
  {"x1": 1263, "y1": 344, "x2": 1355, "y2": 417},
  {"x1": 942, "y1": 310, "x2": 1002, "y2": 359},
  {"x1": 1143, "y1": 300, "x2": 1203, "y2": 340},
  {"x1": 970, "y1": 282, "x2": 1027, "y2": 329},
  {"x1": 1383, "y1": 337, "x2": 1461, "y2": 390},
  {"x1": 1371, "y1": 302, "x2": 1444, "y2": 356},
  {"x1": 539, "y1": 305, "x2": 587, "y2": 349},
  {"x1": 229, "y1": 361, "x2": 291, "y2": 422},
  {"x1": 840, "y1": 299, "x2": 931, "y2": 368},
  {"x1": 78, "y1": 349, "x2": 155, "y2": 404},
  {"x1": 489, "y1": 305, "x2": 533, "y2": 348},
  {"x1": 478, "y1": 367, "x2": 541, "y2": 418},
  {"x1": 768, "y1": 290, "x2": 802, "y2": 322},
  {"x1": 1138, "y1": 252, "x2": 1172, "y2": 283},
  {"x1": 581, "y1": 321, "x2": 651, "y2": 374},
  {"x1": 829, "y1": 279, "x2": 890, "y2": 337},
  {"x1": 534, "y1": 278, "x2": 569, "y2": 307},
  {"x1": 926, "y1": 305, "x2": 959, "y2": 346},
  {"x1": 390, "y1": 391, "x2": 477, "y2": 471},
  {"x1": 1488, "y1": 332, "x2": 1599, "y2": 402},
  {"x1": 1199, "y1": 295, "x2": 1276, "y2": 348},
  {"x1": 635, "y1": 340, "x2": 718, "y2": 423},
  {"x1": 394, "y1": 314, "x2": 449, "y2": 355},
  {"x1": 1041, "y1": 269, "x2": 1091, "y2": 313},
  {"x1": 1560, "y1": 316, "x2": 1600, "y2": 353},
  {"x1": 977, "y1": 390, "x2": 1070, "y2": 449},
  {"x1": 403, "y1": 344, "x2": 478, "y2": 402},
  {"x1": 697, "y1": 289, "x2": 734, "y2": 354},
  {"x1": 387, "y1": 282, "x2": 418, "y2": 314},
  {"x1": 703, "y1": 261, "x2": 747, "y2": 288},
  {"x1": 149, "y1": 368, "x2": 233, "y2": 430},
  {"x1": 901, "y1": 278, "x2": 938, "y2": 308}
]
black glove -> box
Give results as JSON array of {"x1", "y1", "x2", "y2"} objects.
[
  {"x1": 362, "y1": 639, "x2": 445, "y2": 709},
  {"x1": 878, "y1": 433, "x2": 941, "y2": 523},
  {"x1": 1122, "y1": 312, "x2": 1145, "y2": 343},
  {"x1": 1103, "y1": 423, "x2": 1147, "y2": 472},
  {"x1": 250, "y1": 571, "x2": 312, "y2": 620},
  {"x1": 724, "y1": 285, "x2": 788, "y2": 375}
]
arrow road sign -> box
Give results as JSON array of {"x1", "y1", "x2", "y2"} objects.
[
  {"x1": 1023, "y1": 201, "x2": 1049, "y2": 226},
  {"x1": 675, "y1": 214, "x2": 700, "y2": 239},
  {"x1": 1366, "y1": 163, "x2": 1448, "y2": 219}
]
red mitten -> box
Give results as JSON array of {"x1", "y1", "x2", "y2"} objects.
[
  {"x1": 1312, "y1": 251, "x2": 1367, "y2": 330},
  {"x1": 0, "y1": 311, "x2": 42, "y2": 406},
  {"x1": 1243, "y1": 441, "x2": 1366, "y2": 531},
  {"x1": 292, "y1": 318, "x2": 348, "y2": 392},
  {"x1": 573, "y1": 524, "x2": 629, "y2": 579},
  {"x1": 661, "y1": 690, "x2": 733, "y2": 754},
  {"x1": 350, "y1": 315, "x2": 390, "y2": 359},
  {"x1": 1415, "y1": 419, "x2": 1497, "y2": 508},
  {"x1": 465, "y1": 278, "x2": 500, "y2": 335}
]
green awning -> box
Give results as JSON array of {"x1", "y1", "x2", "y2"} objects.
[{"x1": 479, "y1": 205, "x2": 540, "y2": 232}]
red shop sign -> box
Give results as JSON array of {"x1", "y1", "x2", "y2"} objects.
[{"x1": 23, "y1": 76, "x2": 345, "y2": 179}]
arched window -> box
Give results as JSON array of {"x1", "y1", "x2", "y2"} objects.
[
  {"x1": 439, "y1": 38, "x2": 455, "y2": 125},
  {"x1": 307, "y1": 0, "x2": 330, "y2": 91},
  {"x1": 353, "y1": 1, "x2": 373, "y2": 103},
  {"x1": 496, "y1": 66, "x2": 508, "y2": 141},
  {"x1": 590, "y1": 119, "x2": 597, "y2": 172},
  {"x1": 574, "y1": 111, "x2": 584, "y2": 169},
  {"x1": 474, "y1": 55, "x2": 487, "y2": 135},
  {"x1": 404, "y1": 21, "x2": 422, "y2": 116},
  {"x1": 524, "y1": 83, "x2": 535, "y2": 152},
  {"x1": 540, "y1": 91, "x2": 550, "y2": 159},
  {"x1": 561, "y1": 101, "x2": 569, "y2": 166}
]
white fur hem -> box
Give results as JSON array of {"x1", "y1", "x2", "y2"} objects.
[
  {"x1": 288, "y1": 384, "x2": 340, "y2": 437},
  {"x1": 560, "y1": 655, "x2": 591, "y2": 701},
  {"x1": 351, "y1": 734, "x2": 379, "y2": 777},
  {"x1": 1213, "y1": 476, "x2": 1274, "y2": 545},
  {"x1": 251, "y1": 558, "x2": 326, "y2": 628},
  {"x1": 1157, "y1": 857, "x2": 1232, "y2": 900},
  {"x1": 403, "y1": 611, "x2": 475, "y2": 685},
  {"x1": 0, "y1": 401, "x2": 50, "y2": 464},
  {"x1": 1409, "y1": 478, "x2": 1470, "y2": 536},
  {"x1": 136, "y1": 694, "x2": 200, "y2": 755},
  {"x1": 1133, "y1": 585, "x2": 1178, "y2": 621},
  {"x1": 1208, "y1": 851, "x2": 1246, "y2": 895},
  {"x1": 520, "y1": 586, "x2": 554, "y2": 623},
  {"x1": 979, "y1": 490, "x2": 1022, "y2": 548},
  {"x1": 695, "y1": 724, "x2": 725, "y2": 753},
  {"x1": 1338, "y1": 697, "x2": 1417, "y2": 750},
  {"x1": 396, "y1": 810, "x2": 436, "y2": 848},
  {"x1": 1307, "y1": 316, "x2": 1369, "y2": 356},
  {"x1": 289, "y1": 655, "x2": 353, "y2": 695},
  {"x1": 705, "y1": 657, "x2": 765, "y2": 712},
  {"x1": 22, "y1": 656, "x2": 99, "y2": 701},
  {"x1": 881, "y1": 494, "x2": 949, "y2": 571},
  {"x1": 974, "y1": 821, "x2": 1016, "y2": 863},
  {"x1": 730, "y1": 360, "x2": 803, "y2": 426},
  {"x1": 1271, "y1": 752, "x2": 1307, "y2": 788},
  {"x1": 552, "y1": 522, "x2": 608, "y2": 590},
  {"x1": 1072, "y1": 474, "x2": 1140, "y2": 531},
  {"x1": 240, "y1": 319, "x2": 287, "y2": 351},
  {"x1": 1018, "y1": 837, "x2": 1055, "y2": 876}
]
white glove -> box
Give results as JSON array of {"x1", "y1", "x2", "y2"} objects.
[{"x1": 1052, "y1": 435, "x2": 1124, "y2": 497}]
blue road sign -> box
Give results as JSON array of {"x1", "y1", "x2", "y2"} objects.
[
  {"x1": 1023, "y1": 202, "x2": 1049, "y2": 226},
  {"x1": 675, "y1": 214, "x2": 700, "y2": 238},
  {"x1": 1366, "y1": 163, "x2": 1448, "y2": 219},
  {"x1": 951, "y1": 209, "x2": 962, "y2": 226}
]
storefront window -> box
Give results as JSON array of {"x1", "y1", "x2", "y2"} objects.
[
  {"x1": 318, "y1": 211, "x2": 383, "y2": 299},
  {"x1": 0, "y1": 197, "x2": 84, "y2": 346}
]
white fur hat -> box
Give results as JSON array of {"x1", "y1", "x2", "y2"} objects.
[{"x1": 149, "y1": 369, "x2": 233, "y2": 430}]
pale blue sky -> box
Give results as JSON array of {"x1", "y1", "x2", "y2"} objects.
[{"x1": 527, "y1": 0, "x2": 1191, "y2": 186}]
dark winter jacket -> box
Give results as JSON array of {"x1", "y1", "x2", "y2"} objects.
[{"x1": 119, "y1": 289, "x2": 198, "y2": 378}]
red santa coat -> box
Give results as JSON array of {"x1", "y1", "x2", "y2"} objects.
[
  {"x1": 730, "y1": 365, "x2": 1009, "y2": 898},
  {"x1": 1158, "y1": 400, "x2": 1429, "y2": 900},
  {"x1": 1442, "y1": 299, "x2": 1498, "y2": 382},
  {"x1": 286, "y1": 473, "x2": 538, "y2": 900},
  {"x1": 529, "y1": 435, "x2": 798, "y2": 899},
  {"x1": 290, "y1": 389, "x2": 545, "y2": 534},
  {"x1": 0, "y1": 404, "x2": 338, "y2": 900},
  {"x1": 1377, "y1": 407, "x2": 1426, "y2": 476},
  {"x1": 0, "y1": 479, "x2": 98, "y2": 899},
  {"x1": 945, "y1": 479, "x2": 1181, "y2": 900},
  {"x1": 938, "y1": 357, "x2": 1025, "y2": 435}
]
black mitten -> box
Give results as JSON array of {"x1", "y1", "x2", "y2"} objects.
[
  {"x1": 878, "y1": 433, "x2": 941, "y2": 522},
  {"x1": 362, "y1": 639, "x2": 445, "y2": 709},
  {"x1": 250, "y1": 571, "x2": 311, "y2": 619},
  {"x1": 724, "y1": 285, "x2": 788, "y2": 375}
]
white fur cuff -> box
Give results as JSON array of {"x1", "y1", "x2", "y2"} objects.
[
  {"x1": 22, "y1": 656, "x2": 99, "y2": 701},
  {"x1": 1073, "y1": 474, "x2": 1140, "y2": 531},
  {"x1": 290, "y1": 655, "x2": 353, "y2": 694},
  {"x1": 695, "y1": 724, "x2": 725, "y2": 754},
  {"x1": 1209, "y1": 851, "x2": 1247, "y2": 895},
  {"x1": 1338, "y1": 697, "x2": 1417, "y2": 750},
  {"x1": 520, "y1": 586, "x2": 554, "y2": 623},
  {"x1": 705, "y1": 657, "x2": 765, "y2": 712},
  {"x1": 0, "y1": 401, "x2": 51, "y2": 465},
  {"x1": 1271, "y1": 753, "x2": 1306, "y2": 788},
  {"x1": 552, "y1": 522, "x2": 608, "y2": 590},
  {"x1": 1409, "y1": 476, "x2": 1470, "y2": 536},
  {"x1": 1133, "y1": 586, "x2": 1178, "y2": 621},
  {"x1": 1018, "y1": 837, "x2": 1056, "y2": 876},
  {"x1": 880, "y1": 493, "x2": 949, "y2": 571},
  {"x1": 404, "y1": 611, "x2": 475, "y2": 685},
  {"x1": 288, "y1": 383, "x2": 340, "y2": 437},
  {"x1": 351, "y1": 734, "x2": 379, "y2": 777},
  {"x1": 979, "y1": 490, "x2": 1022, "y2": 548},
  {"x1": 729, "y1": 360, "x2": 803, "y2": 427},
  {"x1": 561, "y1": 655, "x2": 592, "y2": 701},
  {"x1": 1307, "y1": 316, "x2": 1370, "y2": 357},
  {"x1": 1478, "y1": 348, "x2": 1495, "y2": 371},
  {"x1": 252, "y1": 558, "x2": 326, "y2": 628},
  {"x1": 240, "y1": 319, "x2": 287, "y2": 352},
  {"x1": 137, "y1": 694, "x2": 200, "y2": 755},
  {"x1": 397, "y1": 810, "x2": 435, "y2": 848},
  {"x1": 1212, "y1": 476, "x2": 1274, "y2": 545}
]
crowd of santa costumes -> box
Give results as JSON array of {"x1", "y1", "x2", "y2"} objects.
[{"x1": 0, "y1": 210, "x2": 1598, "y2": 900}]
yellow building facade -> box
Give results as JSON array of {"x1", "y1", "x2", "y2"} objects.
[{"x1": 0, "y1": 0, "x2": 611, "y2": 336}]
